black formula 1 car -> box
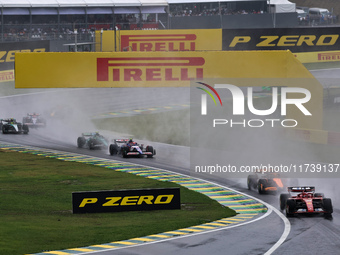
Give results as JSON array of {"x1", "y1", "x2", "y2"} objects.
[
  {"x1": 247, "y1": 169, "x2": 287, "y2": 194},
  {"x1": 109, "y1": 138, "x2": 156, "y2": 158},
  {"x1": 22, "y1": 113, "x2": 46, "y2": 128},
  {"x1": 77, "y1": 132, "x2": 109, "y2": 150},
  {"x1": 280, "y1": 186, "x2": 333, "y2": 217},
  {"x1": 0, "y1": 118, "x2": 29, "y2": 134}
]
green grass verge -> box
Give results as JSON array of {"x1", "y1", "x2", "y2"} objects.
[
  {"x1": 95, "y1": 109, "x2": 190, "y2": 146},
  {"x1": 303, "y1": 61, "x2": 340, "y2": 70},
  {"x1": 95, "y1": 87, "x2": 340, "y2": 140},
  {"x1": 0, "y1": 150, "x2": 235, "y2": 255},
  {"x1": 95, "y1": 87, "x2": 340, "y2": 164},
  {"x1": 0, "y1": 81, "x2": 48, "y2": 97}
]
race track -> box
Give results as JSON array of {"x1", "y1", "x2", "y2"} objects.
[{"x1": 1, "y1": 68, "x2": 340, "y2": 254}]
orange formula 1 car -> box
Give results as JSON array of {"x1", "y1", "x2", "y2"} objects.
[{"x1": 247, "y1": 169, "x2": 285, "y2": 194}]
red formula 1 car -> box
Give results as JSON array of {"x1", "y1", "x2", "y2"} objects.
[{"x1": 280, "y1": 187, "x2": 333, "y2": 217}]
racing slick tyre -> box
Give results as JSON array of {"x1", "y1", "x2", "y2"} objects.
[
  {"x1": 2, "y1": 125, "x2": 8, "y2": 134},
  {"x1": 257, "y1": 179, "x2": 266, "y2": 194},
  {"x1": 77, "y1": 137, "x2": 86, "y2": 148},
  {"x1": 280, "y1": 193, "x2": 290, "y2": 211},
  {"x1": 146, "y1": 146, "x2": 154, "y2": 158},
  {"x1": 23, "y1": 125, "x2": 29, "y2": 134},
  {"x1": 314, "y1": 193, "x2": 324, "y2": 198},
  {"x1": 109, "y1": 144, "x2": 118, "y2": 156},
  {"x1": 247, "y1": 175, "x2": 256, "y2": 190},
  {"x1": 247, "y1": 177, "x2": 251, "y2": 190},
  {"x1": 323, "y1": 198, "x2": 333, "y2": 217},
  {"x1": 122, "y1": 148, "x2": 128, "y2": 158},
  {"x1": 286, "y1": 199, "x2": 296, "y2": 217},
  {"x1": 88, "y1": 140, "x2": 95, "y2": 150}
]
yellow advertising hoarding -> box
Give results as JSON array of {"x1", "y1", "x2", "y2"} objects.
[
  {"x1": 295, "y1": 50, "x2": 340, "y2": 63},
  {"x1": 93, "y1": 28, "x2": 339, "y2": 64},
  {"x1": 95, "y1": 29, "x2": 222, "y2": 52},
  {"x1": 15, "y1": 50, "x2": 314, "y2": 88},
  {"x1": 95, "y1": 30, "x2": 115, "y2": 52},
  {"x1": 0, "y1": 70, "x2": 14, "y2": 82}
]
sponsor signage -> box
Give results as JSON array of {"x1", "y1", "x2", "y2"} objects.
[
  {"x1": 318, "y1": 51, "x2": 340, "y2": 61},
  {"x1": 0, "y1": 70, "x2": 14, "y2": 82},
  {"x1": 72, "y1": 188, "x2": 180, "y2": 214},
  {"x1": 96, "y1": 56, "x2": 205, "y2": 82},
  {"x1": 295, "y1": 50, "x2": 340, "y2": 63},
  {"x1": 121, "y1": 34, "x2": 197, "y2": 52},
  {"x1": 96, "y1": 29, "x2": 222, "y2": 52},
  {"x1": 0, "y1": 40, "x2": 49, "y2": 71},
  {"x1": 95, "y1": 29, "x2": 339, "y2": 63},
  {"x1": 222, "y1": 28, "x2": 340, "y2": 52},
  {"x1": 16, "y1": 51, "x2": 311, "y2": 88},
  {"x1": 0, "y1": 40, "x2": 49, "y2": 83}
]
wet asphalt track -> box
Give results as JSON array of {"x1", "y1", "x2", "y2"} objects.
[{"x1": 1, "y1": 69, "x2": 340, "y2": 255}]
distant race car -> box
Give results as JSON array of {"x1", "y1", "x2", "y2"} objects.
[
  {"x1": 77, "y1": 132, "x2": 109, "y2": 150},
  {"x1": 280, "y1": 186, "x2": 333, "y2": 217},
  {"x1": 247, "y1": 169, "x2": 286, "y2": 194},
  {"x1": 22, "y1": 113, "x2": 46, "y2": 128},
  {"x1": 109, "y1": 138, "x2": 156, "y2": 158},
  {"x1": 48, "y1": 105, "x2": 73, "y2": 120},
  {"x1": 0, "y1": 118, "x2": 29, "y2": 134}
]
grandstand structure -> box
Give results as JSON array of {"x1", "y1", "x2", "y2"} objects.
[
  {"x1": 0, "y1": 0, "x2": 297, "y2": 43},
  {"x1": 0, "y1": 0, "x2": 167, "y2": 42}
]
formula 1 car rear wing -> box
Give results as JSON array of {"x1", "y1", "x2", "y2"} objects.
[
  {"x1": 82, "y1": 132, "x2": 97, "y2": 136},
  {"x1": 288, "y1": 186, "x2": 315, "y2": 193},
  {"x1": 115, "y1": 139, "x2": 130, "y2": 143},
  {"x1": 27, "y1": 113, "x2": 41, "y2": 116}
]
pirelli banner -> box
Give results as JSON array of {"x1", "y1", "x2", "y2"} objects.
[
  {"x1": 294, "y1": 50, "x2": 340, "y2": 63},
  {"x1": 95, "y1": 29, "x2": 222, "y2": 52},
  {"x1": 15, "y1": 50, "x2": 314, "y2": 88},
  {"x1": 222, "y1": 27, "x2": 340, "y2": 53},
  {"x1": 0, "y1": 70, "x2": 14, "y2": 83},
  {"x1": 72, "y1": 188, "x2": 180, "y2": 214},
  {"x1": 0, "y1": 40, "x2": 49, "y2": 82}
]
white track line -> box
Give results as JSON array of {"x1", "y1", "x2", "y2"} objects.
[
  {"x1": 194, "y1": 179, "x2": 291, "y2": 255},
  {"x1": 310, "y1": 68, "x2": 340, "y2": 72},
  {"x1": 0, "y1": 88, "x2": 91, "y2": 99},
  {"x1": 77, "y1": 209, "x2": 273, "y2": 255}
]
